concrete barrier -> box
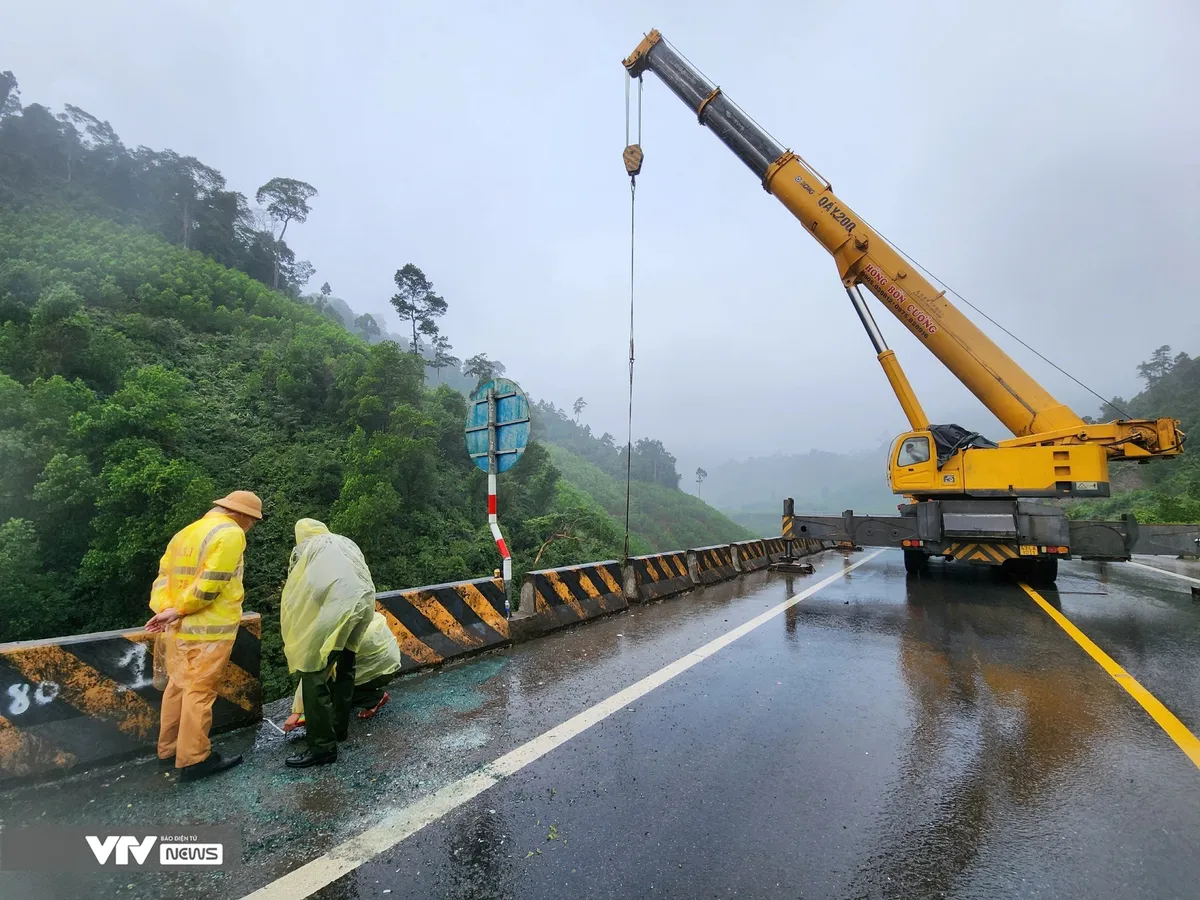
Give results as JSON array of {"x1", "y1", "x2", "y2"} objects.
[
  {"x1": 623, "y1": 551, "x2": 693, "y2": 604},
  {"x1": 766, "y1": 536, "x2": 826, "y2": 560},
  {"x1": 732, "y1": 539, "x2": 771, "y2": 573},
  {"x1": 0, "y1": 613, "x2": 262, "y2": 784},
  {"x1": 513, "y1": 561, "x2": 627, "y2": 639},
  {"x1": 688, "y1": 544, "x2": 738, "y2": 586},
  {"x1": 375, "y1": 576, "x2": 511, "y2": 671}
]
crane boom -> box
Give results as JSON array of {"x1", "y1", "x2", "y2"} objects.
[{"x1": 623, "y1": 31, "x2": 1083, "y2": 439}]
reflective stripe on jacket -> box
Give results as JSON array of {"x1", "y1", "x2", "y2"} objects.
[{"x1": 150, "y1": 513, "x2": 246, "y2": 642}]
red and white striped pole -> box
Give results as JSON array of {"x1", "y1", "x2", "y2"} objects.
[
  {"x1": 488, "y1": 472, "x2": 511, "y2": 587},
  {"x1": 485, "y1": 386, "x2": 513, "y2": 608}
]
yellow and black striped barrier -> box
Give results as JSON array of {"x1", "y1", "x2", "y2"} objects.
[
  {"x1": 732, "y1": 539, "x2": 771, "y2": 573},
  {"x1": 765, "y1": 536, "x2": 828, "y2": 560},
  {"x1": 943, "y1": 542, "x2": 1019, "y2": 564},
  {"x1": 687, "y1": 544, "x2": 738, "y2": 586},
  {"x1": 374, "y1": 576, "x2": 511, "y2": 671},
  {"x1": 513, "y1": 561, "x2": 627, "y2": 638},
  {"x1": 0, "y1": 613, "x2": 261, "y2": 784},
  {"x1": 623, "y1": 551, "x2": 693, "y2": 603}
]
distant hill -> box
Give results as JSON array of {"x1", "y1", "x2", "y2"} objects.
[
  {"x1": 544, "y1": 444, "x2": 754, "y2": 552},
  {"x1": 703, "y1": 446, "x2": 898, "y2": 535}
]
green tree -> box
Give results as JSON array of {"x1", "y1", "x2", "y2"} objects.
[
  {"x1": 0, "y1": 518, "x2": 56, "y2": 638},
  {"x1": 1098, "y1": 396, "x2": 1128, "y2": 421},
  {"x1": 255, "y1": 177, "x2": 317, "y2": 288},
  {"x1": 573, "y1": 397, "x2": 587, "y2": 422},
  {"x1": 430, "y1": 334, "x2": 458, "y2": 382},
  {"x1": 695, "y1": 467, "x2": 707, "y2": 497},
  {"x1": 0, "y1": 71, "x2": 19, "y2": 119},
  {"x1": 354, "y1": 312, "x2": 381, "y2": 342},
  {"x1": 462, "y1": 353, "x2": 505, "y2": 390},
  {"x1": 151, "y1": 151, "x2": 225, "y2": 250},
  {"x1": 390, "y1": 264, "x2": 447, "y2": 357},
  {"x1": 1136, "y1": 345, "x2": 1175, "y2": 388}
]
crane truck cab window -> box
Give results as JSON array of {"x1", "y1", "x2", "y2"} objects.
[{"x1": 898, "y1": 436, "x2": 931, "y2": 467}]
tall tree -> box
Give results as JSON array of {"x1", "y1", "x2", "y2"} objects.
[
  {"x1": 154, "y1": 152, "x2": 224, "y2": 250},
  {"x1": 320, "y1": 281, "x2": 332, "y2": 297},
  {"x1": 255, "y1": 177, "x2": 317, "y2": 288},
  {"x1": 462, "y1": 354, "x2": 505, "y2": 390},
  {"x1": 390, "y1": 264, "x2": 447, "y2": 357},
  {"x1": 1098, "y1": 396, "x2": 1128, "y2": 421},
  {"x1": 573, "y1": 397, "x2": 587, "y2": 422},
  {"x1": 695, "y1": 467, "x2": 707, "y2": 497},
  {"x1": 1136, "y1": 345, "x2": 1175, "y2": 388},
  {"x1": 354, "y1": 313, "x2": 381, "y2": 343},
  {"x1": 0, "y1": 71, "x2": 19, "y2": 119},
  {"x1": 431, "y1": 335, "x2": 459, "y2": 382}
]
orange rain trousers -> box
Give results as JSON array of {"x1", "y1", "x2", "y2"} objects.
[{"x1": 156, "y1": 636, "x2": 235, "y2": 768}]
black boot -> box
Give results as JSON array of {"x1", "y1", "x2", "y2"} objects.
[
  {"x1": 179, "y1": 750, "x2": 243, "y2": 782},
  {"x1": 286, "y1": 749, "x2": 337, "y2": 769}
]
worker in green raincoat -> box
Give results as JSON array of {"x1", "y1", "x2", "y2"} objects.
[
  {"x1": 280, "y1": 519, "x2": 376, "y2": 768},
  {"x1": 282, "y1": 611, "x2": 401, "y2": 732}
]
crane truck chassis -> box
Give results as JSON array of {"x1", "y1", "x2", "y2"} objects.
[{"x1": 780, "y1": 498, "x2": 1200, "y2": 585}]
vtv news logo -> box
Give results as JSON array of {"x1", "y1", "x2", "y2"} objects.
[{"x1": 86, "y1": 834, "x2": 223, "y2": 866}]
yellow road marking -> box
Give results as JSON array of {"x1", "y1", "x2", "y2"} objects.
[{"x1": 1021, "y1": 583, "x2": 1200, "y2": 771}]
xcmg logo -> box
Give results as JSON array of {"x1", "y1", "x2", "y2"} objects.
[{"x1": 86, "y1": 835, "x2": 223, "y2": 866}]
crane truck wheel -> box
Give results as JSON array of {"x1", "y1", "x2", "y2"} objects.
[{"x1": 903, "y1": 548, "x2": 929, "y2": 575}]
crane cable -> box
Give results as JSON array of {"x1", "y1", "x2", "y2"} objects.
[{"x1": 622, "y1": 73, "x2": 643, "y2": 561}]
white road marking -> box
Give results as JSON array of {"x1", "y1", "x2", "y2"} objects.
[
  {"x1": 242, "y1": 549, "x2": 885, "y2": 900},
  {"x1": 1126, "y1": 560, "x2": 1200, "y2": 586}
]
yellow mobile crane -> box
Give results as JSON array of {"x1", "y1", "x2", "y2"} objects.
[{"x1": 623, "y1": 30, "x2": 1200, "y2": 584}]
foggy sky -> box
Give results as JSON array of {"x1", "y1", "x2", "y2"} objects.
[{"x1": 5, "y1": 1, "x2": 1198, "y2": 490}]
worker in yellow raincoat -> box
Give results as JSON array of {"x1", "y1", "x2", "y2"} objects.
[
  {"x1": 145, "y1": 490, "x2": 262, "y2": 782},
  {"x1": 282, "y1": 611, "x2": 401, "y2": 732},
  {"x1": 280, "y1": 519, "x2": 376, "y2": 768}
]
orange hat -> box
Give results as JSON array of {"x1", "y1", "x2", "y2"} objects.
[{"x1": 213, "y1": 490, "x2": 263, "y2": 520}]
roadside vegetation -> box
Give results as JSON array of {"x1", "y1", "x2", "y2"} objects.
[
  {"x1": 1070, "y1": 346, "x2": 1200, "y2": 524},
  {"x1": 0, "y1": 72, "x2": 749, "y2": 699}
]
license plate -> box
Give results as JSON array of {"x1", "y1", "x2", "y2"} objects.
[{"x1": 1019, "y1": 544, "x2": 1038, "y2": 556}]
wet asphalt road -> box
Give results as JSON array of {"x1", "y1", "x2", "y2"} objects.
[{"x1": 2, "y1": 549, "x2": 1199, "y2": 900}]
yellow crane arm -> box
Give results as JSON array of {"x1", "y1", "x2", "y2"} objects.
[{"x1": 623, "y1": 30, "x2": 1183, "y2": 459}]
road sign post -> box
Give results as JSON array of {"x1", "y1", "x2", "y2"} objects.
[{"x1": 465, "y1": 378, "x2": 530, "y2": 608}]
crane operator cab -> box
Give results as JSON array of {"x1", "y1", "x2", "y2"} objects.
[{"x1": 888, "y1": 425, "x2": 1112, "y2": 501}]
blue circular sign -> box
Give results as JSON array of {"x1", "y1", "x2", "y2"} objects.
[{"x1": 465, "y1": 378, "x2": 531, "y2": 473}]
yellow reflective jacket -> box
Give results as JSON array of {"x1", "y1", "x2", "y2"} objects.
[{"x1": 150, "y1": 512, "x2": 246, "y2": 642}]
